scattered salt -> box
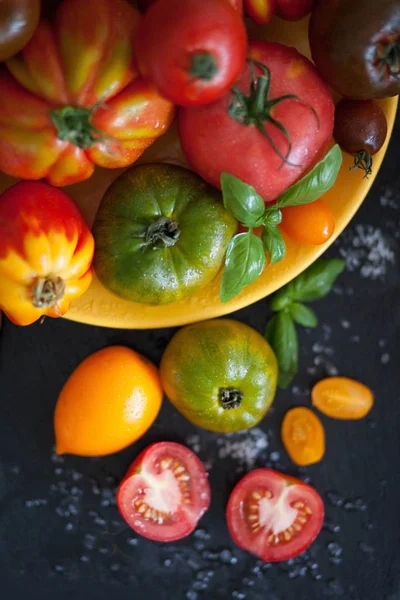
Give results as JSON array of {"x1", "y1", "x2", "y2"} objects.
[
  {"x1": 217, "y1": 428, "x2": 268, "y2": 471},
  {"x1": 381, "y1": 353, "x2": 390, "y2": 364},
  {"x1": 338, "y1": 224, "x2": 395, "y2": 280}
]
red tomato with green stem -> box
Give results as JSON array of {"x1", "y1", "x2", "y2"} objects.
[
  {"x1": 280, "y1": 199, "x2": 335, "y2": 246},
  {"x1": 179, "y1": 41, "x2": 334, "y2": 202},
  {"x1": 117, "y1": 442, "x2": 211, "y2": 542},
  {"x1": 136, "y1": 0, "x2": 247, "y2": 106},
  {"x1": 226, "y1": 469, "x2": 324, "y2": 561}
]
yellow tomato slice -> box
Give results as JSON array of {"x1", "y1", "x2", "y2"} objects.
[
  {"x1": 312, "y1": 377, "x2": 374, "y2": 420},
  {"x1": 281, "y1": 407, "x2": 325, "y2": 466}
]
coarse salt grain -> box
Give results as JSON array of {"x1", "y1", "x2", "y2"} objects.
[{"x1": 337, "y1": 225, "x2": 395, "y2": 280}]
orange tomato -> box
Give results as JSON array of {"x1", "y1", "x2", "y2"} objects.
[
  {"x1": 280, "y1": 199, "x2": 335, "y2": 246},
  {"x1": 312, "y1": 377, "x2": 374, "y2": 420},
  {"x1": 281, "y1": 406, "x2": 325, "y2": 466},
  {"x1": 54, "y1": 346, "x2": 163, "y2": 456}
]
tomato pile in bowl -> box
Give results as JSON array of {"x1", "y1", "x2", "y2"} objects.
[{"x1": 0, "y1": 0, "x2": 397, "y2": 329}]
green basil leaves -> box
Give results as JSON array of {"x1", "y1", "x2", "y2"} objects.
[
  {"x1": 265, "y1": 257, "x2": 345, "y2": 388},
  {"x1": 220, "y1": 145, "x2": 343, "y2": 302}
]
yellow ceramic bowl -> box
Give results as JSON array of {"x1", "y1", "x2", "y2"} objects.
[{"x1": 0, "y1": 17, "x2": 397, "y2": 329}]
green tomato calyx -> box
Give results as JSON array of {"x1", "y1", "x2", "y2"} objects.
[
  {"x1": 50, "y1": 104, "x2": 112, "y2": 149},
  {"x1": 228, "y1": 60, "x2": 319, "y2": 166},
  {"x1": 190, "y1": 52, "x2": 219, "y2": 81},
  {"x1": 219, "y1": 387, "x2": 244, "y2": 410},
  {"x1": 143, "y1": 217, "x2": 181, "y2": 250}
]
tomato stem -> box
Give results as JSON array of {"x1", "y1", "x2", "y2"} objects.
[
  {"x1": 375, "y1": 37, "x2": 400, "y2": 80},
  {"x1": 50, "y1": 104, "x2": 112, "y2": 149},
  {"x1": 190, "y1": 53, "x2": 219, "y2": 81},
  {"x1": 228, "y1": 60, "x2": 320, "y2": 167},
  {"x1": 351, "y1": 150, "x2": 373, "y2": 178},
  {"x1": 31, "y1": 276, "x2": 65, "y2": 309},
  {"x1": 219, "y1": 387, "x2": 244, "y2": 410},
  {"x1": 142, "y1": 217, "x2": 181, "y2": 249}
]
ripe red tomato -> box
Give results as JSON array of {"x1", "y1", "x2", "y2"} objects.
[
  {"x1": 280, "y1": 199, "x2": 335, "y2": 245},
  {"x1": 276, "y1": 0, "x2": 315, "y2": 21},
  {"x1": 179, "y1": 41, "x2": 334, "y2": 202},
  {"x1": 226, "y1": 469, "x2": 324, "y2": 561},
  {"x1": 139, "y1": 0, "x2": 243, "y2": 12},
  {"x1": 117, "y1": 442, "x2": 211, "y2": 542},
  {"x1": 136, "y1": 0, "x2": 247, "y2": 106}
]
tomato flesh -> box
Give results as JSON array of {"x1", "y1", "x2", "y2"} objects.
[
  {"x1": 227, "y1": 469, "x2": 324, "y2": 561},
  {"x1": 117, "y1": 442, "x2": 211, "y2": 542}
]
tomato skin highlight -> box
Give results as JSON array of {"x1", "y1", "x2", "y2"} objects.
[
  {"x1": 244, "y1": 0, "x2": 275, "y2": 25},
  {"x1": 226, "y1": 469, "x2": 324, "y2": 562},
  {"x1": 136, "y1": 0, "x2": 247, "y2": 106},
  {"x1": 179, "y1": 41, "x2": 334, "y2": 202},
  {"x1": 280, "y1": 199, "x2": 335, "y2": 246},
  {"x1": 281, "y1": 407, "x2": 325, "y2": 466},
  {"x1": 117, "y1": 442, "x2": 211, "y2": 542},
  {"x1": 0, "y1": 181, "x2": 94, "y2": 326},
  {"x1": 0, "y1": 0, "x2": 40, "y2": 61},
  {"x1": 0, "y1": 0, "x2": 174, "y2": 187},
  {"x1": 312, "y1": 377, "x2": 374, "y2": 420}
]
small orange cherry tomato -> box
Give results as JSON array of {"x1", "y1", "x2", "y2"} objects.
[
  {"x1": 312, "y1": 377, "x2": 374, "y2": 420},
  {"x1": 281, "y1": 199, "x2": 335, "y2": 246},
  {"x1": 54, "y1": 346, "x2": 163, "y2": 456},
  {"x1": 281, "y1": 407, "x2": 325, "y2": 466}
]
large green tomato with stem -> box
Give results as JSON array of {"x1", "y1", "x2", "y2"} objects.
[
  {"x1": 160, "y1": 319, "x2": 278, "y2": 433},
  {"x1": 93, "y1": 163, "x2": 237, "y2": 305}
]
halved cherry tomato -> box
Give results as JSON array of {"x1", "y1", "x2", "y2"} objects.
[
  {"x1": 227, "y1": 469, "x2": 324, "y2": 562},
  {"x1": 312, "y1": 377, "x2": 374, "y2": 420},
  {"x1": 281, "y1": 407, "x2": 325, "y2": 466},
  {"x1": 280, "y1": 199, "x2": 335, "y2": 246},
  {"x1": 117, "y1": 442, "x2": 211, "y2": 542}
]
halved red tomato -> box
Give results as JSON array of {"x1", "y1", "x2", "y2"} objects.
[
  {"x1": 226, "y1": 469, "x2": 324, "y2": 561},
  {"x1": 117, "y1": 442, "x2": 211, "y2": 542}
]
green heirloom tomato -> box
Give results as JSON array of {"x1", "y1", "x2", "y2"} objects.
[
  {"x1": 160, "y1": 319, "x2": 278, "y2": 433},
  {"x1": 93, "y1": 164, "x2": 237, "y2": 305}
]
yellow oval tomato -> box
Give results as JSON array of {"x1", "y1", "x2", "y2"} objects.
[
  {"x1": 281, "y1": 407, "x2": 325, "y2": 466},
  {"x1": 312, "y1": 377, "x2": 374, "y2": 420},
  {"x1": 54, "y1": 346, "x2": 163, "y2": 456}
]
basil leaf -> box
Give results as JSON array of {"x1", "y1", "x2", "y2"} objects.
[
  {"x1": 265, "y1": 311, "x2": 298, "y2": 388},
  {"x1": 287, "y1": 257, "x2": 345, "y2": 302},
  {"x1": 262, "y1": 226, "x2": 286, "y2": 265},
  {"x1": 276, "y1": 145, "x2": 342, "y2": 208},
  {"x1": 221, "y1": 172, "x2": 265, "y2": 227},
  {"x1": 269, "y1": 288, "x2": 292, "y2": 312},
  {"x1": 290, "y1": 302, "x2": 318, "y2": 328},
  {"x1": 220, "y1": 232, "x2": 266, "y2": 302},
  {"x1": 264, "y1": 208, "x2": 283, "y2": 226}
]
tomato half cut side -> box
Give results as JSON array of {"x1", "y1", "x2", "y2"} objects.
[
  {"x1": 226, "y1": 469, "x2": 324, "y2": 562},
  {"x1": 117, "y1": 442, "x2": 211, "y2": 542}
]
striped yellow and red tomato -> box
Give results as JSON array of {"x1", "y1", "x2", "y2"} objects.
[
  {"x1": 0, "y1": 181, "x2": 94, "y2": 326},
  {"x1": 0, "y1": 0, "x2": 174, "y2": 187}
]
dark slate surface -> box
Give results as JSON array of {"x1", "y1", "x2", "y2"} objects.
[{"x1": 0, "y1": 114, "x2": 399, "y2": 600}]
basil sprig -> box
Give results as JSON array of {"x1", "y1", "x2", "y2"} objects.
[
  {"x1": 265, "y1": 258, "x2": 345, "y2": 388},
  {"x1": 220, "y1": 145, "x2": 343, "y2": 302}
]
